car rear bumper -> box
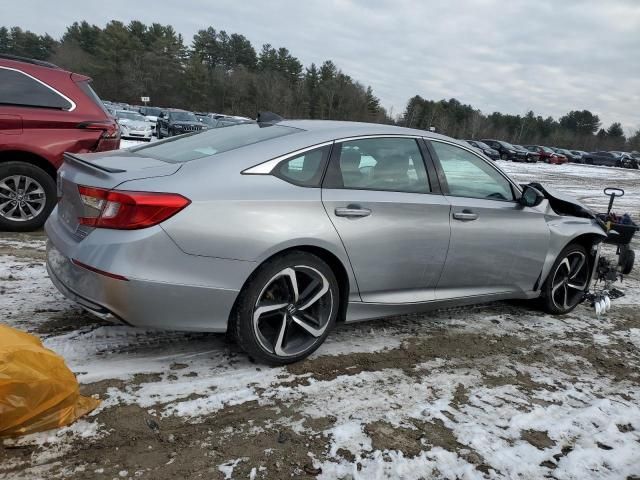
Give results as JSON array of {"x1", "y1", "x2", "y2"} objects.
[{"x1": 45, "y1": 208, "x2": 255, "y2": 332}]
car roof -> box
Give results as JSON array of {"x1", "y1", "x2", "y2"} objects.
[{"x1": 276, "y1": 119, "x2": 455, "y2": 143}]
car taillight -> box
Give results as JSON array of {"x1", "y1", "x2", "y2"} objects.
[
  {"x1": 77, "y1": 121, "x2": 121, "y2": 152},
  {"x1": 77, "y1": 186, "x2": 190, "y2": 230}
]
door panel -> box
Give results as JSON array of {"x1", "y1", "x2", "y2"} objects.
[
  {"x1": 321, "y1": 136, "x2": 451, "y2": 303},
  {"x1": 428, "y1": 140, "x2": 549, "y2": 298},
  {"x1": 323, "y1": 189, "x2": 451, "y2": 302},
  {"x1": 436, "y1": 197, "x2": 549, "y2": 298}
]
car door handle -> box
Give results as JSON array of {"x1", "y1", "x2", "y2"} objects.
[
  {"x1": 452, "y1": 211, "x2": 478, "y2": 221},
  {"x1": 335, "y1": 206, "x2": 372, "y2": 218}
]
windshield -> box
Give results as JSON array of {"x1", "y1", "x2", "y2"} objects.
[
  {"x1": 117, "y1": 111, "x2": 145, "y2": 121},
  {"x1": 170, "y1": 111, "x2": 198, "y2": 122},
  {"x1": 130, "y1": 123, "x2": 301, "y2": 163},
  {"x1": 196, "y1": 116, "x2": 217, "y2": 127},
  {"x1": 499, "y1": 141, "x2": 516, "y2": 149},
  {"x1": 541, "y1": 146, "x2": 555, "y2": 153}
]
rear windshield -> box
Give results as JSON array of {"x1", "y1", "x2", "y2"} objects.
[
  {"x1": 130, "y1": 123, "x2": 302, "y2": 163},
  {"x1": 141, "y1": 107, "x2": 162, "y2": 116}
]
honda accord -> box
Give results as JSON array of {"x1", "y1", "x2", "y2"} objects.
[{"x1": 46, "y1": 120, "x2": 607, "y2": 364}]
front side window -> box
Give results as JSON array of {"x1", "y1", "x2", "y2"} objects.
[
  {"x1": 0, "y1": 68, "x2": 73, "y2": 110},
  {"x1": 273, "y1": 145, "x2": 330, "y2": 187},
  {"x1": 431, "y1": 141, "x2": 514, "y2": 201},
  {"x1": 325, "y1": 137, "x2": 429, "y2": 193}
]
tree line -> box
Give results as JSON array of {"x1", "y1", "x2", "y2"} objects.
[{"x1": 1, "y1": 22, "x2": 638, "y2": 152}]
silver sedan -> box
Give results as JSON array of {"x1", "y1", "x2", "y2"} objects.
[{"x1": 45, "y1": 120, "x2": 606, "y2": 364}]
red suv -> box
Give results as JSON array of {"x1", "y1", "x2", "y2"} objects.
[{"x1": 0, "y1": 54, "x2": 120, "y2": 231}]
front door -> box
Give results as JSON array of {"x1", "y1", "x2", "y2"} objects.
[
  {"x1": 322, "y1": 136, "x2": 451, "y2": 303},
  {"x1": 427, "y1": 140, "x2": 549, "y2": 298}
]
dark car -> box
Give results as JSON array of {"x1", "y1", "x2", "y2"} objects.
[
  {"x1": 523, "y1": 145, "x2": 567, "y2": 165},
  {"x1": 570, "y1": 150, "x2": 588, "y2": 163},
  {"x1": 583, "y1": 151, "x2": 634, "y2": 168},
  {"x1": 464, "y1": 140, "x2": 500, "y2": 160},
  {"x1": 156, "y1": 110, "x2": 207, "y2": 138},
  {"x1": 552, "y1": 148, "x2": 580, "y2": 163},
  {"x1": 0, "y1": 54, "x2": 120, "y2": 231},
  {"x1": 513, "y1": 144, "x2": 539, "y2": 163},
  {"x1": 610, "y1": 151, "x2": 638, "y2": 169},
  {"x1": 480, "y1": 139, "x2": 528, "y2": 161}
]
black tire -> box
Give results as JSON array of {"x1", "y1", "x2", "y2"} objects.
[
  {"x1": 619, "y1": 247, "x2": 635, "y2": 275},
  {"x1": 230, "y1": 251, "x2": 340, "y2": 365},
  {"x1": 500, "y1": 153, "x2": 508, "y2": 160},
  {"x1": 540, "y1": 244, "x2": 590, "y2": 314},
  {"x1": 0, "y1": 161, "x2": 56, "y2": 232}
]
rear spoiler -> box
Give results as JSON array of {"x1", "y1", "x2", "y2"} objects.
[{"x1": 63, "y1": 152, "x2": 126, "y2": 174}]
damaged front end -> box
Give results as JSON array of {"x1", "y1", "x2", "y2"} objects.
[{"x1": 530, "y1": 182, "x2": 637, "y2": 316}]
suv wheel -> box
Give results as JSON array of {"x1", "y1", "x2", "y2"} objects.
[
  {"x1": 231, "y1": 251, "x2": 339, "y2": 365},
  {"x1": 0, "y1": 162, "x2": 57, "y2": 232}
]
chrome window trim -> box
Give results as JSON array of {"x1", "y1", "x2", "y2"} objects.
[
  {"x1": 242, "y1": 141, "x2": 334, "y2": 174},
  {"x1": 0, "y1": 66, "x2": 77, "y2": 112},
  {"x1": 427, "y1": 137, "x2": 523, "y2": 196},
  {"x1": 335, "y1": 134, "x2": 425, "y2": 142}
]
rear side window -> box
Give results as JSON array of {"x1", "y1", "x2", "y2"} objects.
[
  {"x1": 77, "y1": 80, "x2": 110, "y2": 116},
  {"x1": 0, "y1": 67, "x2": 73, "y2": 110},
  {"x1": 273, "y1": 145, "x2": 331, "y2": 187},
  {"x1": 130, "y1": 123, "x2": 301, "y2": 163}
]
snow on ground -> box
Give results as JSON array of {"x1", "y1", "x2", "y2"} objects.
[{"x1": 1, "y1": 159, "x2": 639, "y2": 480}]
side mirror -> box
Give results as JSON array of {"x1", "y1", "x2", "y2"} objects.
[{"x1": 520, "y1": 185, "x2": 544, "y2": 208}]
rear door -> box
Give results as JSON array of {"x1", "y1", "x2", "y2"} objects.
[
  {"x1": 321, "y1": 136, "x2": 451, "y2": 303},
  {"x1": 427, "y1": 139, "x2": 549, "y2": 298}
]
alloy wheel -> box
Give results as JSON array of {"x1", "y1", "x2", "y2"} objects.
[
  {"x1": 0, "y1": 175, "x2": 46, "y2": 222},
  {"x1": 550, "y1": 251, "x2": 589, "y2": 310},
  {"x1": 253, "y1": 265, "x2": 333, "y2": 357}
]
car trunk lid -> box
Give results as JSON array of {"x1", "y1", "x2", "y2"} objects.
[{"x1": 57, "y1": 151, "x2": 181, "y2": 237}]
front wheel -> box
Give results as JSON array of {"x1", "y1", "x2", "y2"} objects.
[
  {"x1": 230, "y1": 252, "x2": 339, "y2": 365},
  {"x1": 540, "y1": 244, "x2": 590, "y2": 314},
  {"x1": 500, "y1": 153, "x2": 508, "y2": 160},
  {"x1": 0, "y1": 161, "x2": 57, "y2": 232}
]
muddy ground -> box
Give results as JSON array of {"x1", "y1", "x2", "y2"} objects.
[{"x1": 1, "y1": 161, "x2": 639, "y2": 479}]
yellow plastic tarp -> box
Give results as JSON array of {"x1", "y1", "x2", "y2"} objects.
[{"x1": 0, "y1": 325, "x2": 100, "y2": 437}]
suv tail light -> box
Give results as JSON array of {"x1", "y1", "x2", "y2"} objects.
[
  {"x1": 77, "y1": 186, "x2": 190, "y2": 230},
  {"x1": 77, "y1": 121, "x2": 121, "y2": 152}
]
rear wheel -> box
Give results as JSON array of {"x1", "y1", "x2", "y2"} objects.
[
  {"x1": 231, "y1": 252, "x2": 339, "y2": 365},
  {"x1": 0, "y1": 161, "x2": 56, "y2": 232},
  {"x1": 540, "y1": 244, "x2": 590, "y2": 314}
]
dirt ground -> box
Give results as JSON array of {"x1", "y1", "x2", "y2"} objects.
[{"x1": 1, "y1": 161, "x2": 639, "y2": 479}]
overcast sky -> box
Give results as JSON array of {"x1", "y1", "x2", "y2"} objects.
[{"x1": 5, "y1": 0, "x2": 640, "y2": 132}]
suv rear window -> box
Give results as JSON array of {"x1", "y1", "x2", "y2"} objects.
[
  {"x1": 77, "y1": 80, "x2": 110, "y2": 116},
  {"x1": 130, "y1": 123, "x2": 301, "y2": 163},
  {"x1": 0, "y1": 67, "x2": 73, "y2": 110}
]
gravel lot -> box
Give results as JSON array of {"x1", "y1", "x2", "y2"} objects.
[{"x1": 1, "y1": 157, "x2": 639, "y2": 480}]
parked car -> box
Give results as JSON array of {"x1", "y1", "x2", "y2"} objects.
[
  {"x1": 513, "y1": 144, "x2": 539, "y2": 163},
  {"x1": 46, "y1": 120, "x2": 607, "y2": 364},
  {"x1": 156, "y1": 110, "x2": 207, "y2": 138},
  {"x1": 570, "y1": 150, "x2": 588, "y2": 163},
  {"x1": 464, "y1": 140, "x2": 500, "y2": 160},
  {"x1": 610, "y1": 152, "x2": 638, "y2": 169},
  {"x1": 0, "y1": 54, "x2": 119, "y2": 231},
  {"x1": 523, "y1": 145, "x2": 567, "y2": 164},
  {"x1": 480, "y1": 139, "x2": 528, "y2": 161},
  {"x1": 138, "y1": 106, "x2": 163, "y2": 135},
  {"x1": 582, "y1": 151, "x2": 634, "y2": 168},
  {"x1": 552, "y1": 148, "x2": 580, "y2": 163},
  {"x1": 114, "y1": 110, "x2": 153, "y2": 141}
]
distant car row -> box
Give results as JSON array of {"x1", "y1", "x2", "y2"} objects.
[
  {"x1": 464, "y1": 139, "x2": 639, "y2": 169},
  {"x1": 103, "y1": 101, "x2": 252, "y2": 141}
]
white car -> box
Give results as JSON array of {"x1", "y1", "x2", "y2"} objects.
[
  {"x1": 138, "y1": 106, "x2": 163, "y2": 135},
  {"x1": 115, "y1": 110, "x2": 153, "y2": 141}
]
